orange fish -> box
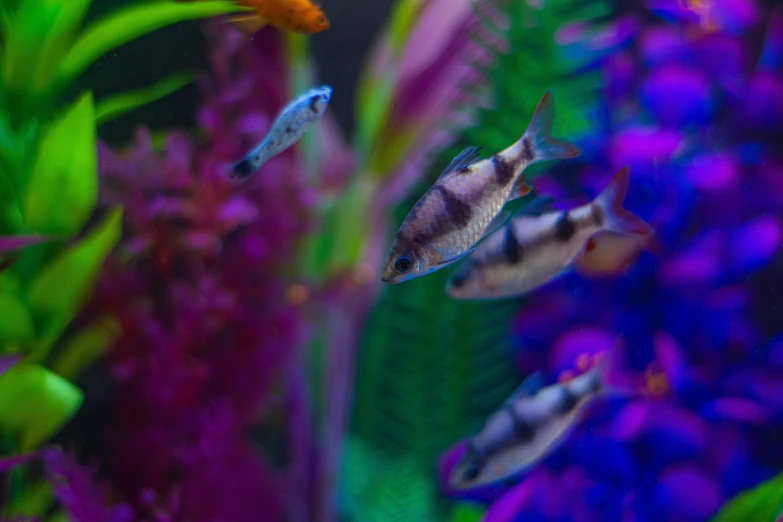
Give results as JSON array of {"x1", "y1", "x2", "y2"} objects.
[{"x1": 180, "y1": 0, "x2": 329, "y2": 34}]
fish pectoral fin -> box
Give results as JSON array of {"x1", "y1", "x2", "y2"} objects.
[
  {"x1": 477, "y1": 211, "x2": 511, "y2": 242},
  {"x1": 436, "y1": 146, "x2": 483, "y2": 182},
  {"x1": 574, "y1": 231, "x2": 645, "y2": 277},
  {"x1": 437, "y1": 247, "x2": 476, "y2": 267},
  {"x1": 225, "y1": 13, "x2": 268, "y2": 33},
  {"x1": 506, "y1": 178, "x2": 535, "y2": 202},
  {"x1": 518, "y1": 195, "x2": 555, "y2": 216}
]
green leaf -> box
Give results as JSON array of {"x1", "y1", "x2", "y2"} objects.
[
  {"x1": 710, "y1": 473, "x2": 783, "y2": 522},
  {"x1": 26, "y1": 208, "x2": 122, "y2": 359},
  {"x1": 6, "y1": 478, "x2": 53, "y2": 518},
  {"x1": 449, "y1": 504, "x2": 485, "y2": 522},
  {"x1": 24, "y1": 92, "x2": 97, "y2": 236},
  {"x1": 1, "y1": 0, "x2": 92, "y2": 94},
  {"x1": 353, "y1": 0, "x2": 424, "y2": 159},
  {"x1": 0, "y1": 292, "x2": 34, "y2": 346},
  {"x1": 95, "y1": 72, "x2": 195, "y2": 126},
  {"x1": 51, "y1": 316, "x2": 120, "y2": 380},
  {"x1": 0, "y1": 116, "x2": 39, "y2": 223},
  {"x1": 385, "y1": 0, "x2": 425, "y2": 57},
  {"x1": 58, "y1": 0, "x2": 244, "y2": 87},
  {"x1": 0, "y1": 363, "x2": 83, "y2": 451}
]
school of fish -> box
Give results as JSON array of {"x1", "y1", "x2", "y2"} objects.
[
  {"x1": 228, "y1": 33, "x2": 662, "y2": 491},
  {"x1": 372, "y1": 89, "x2": 659, "y2": 489}
]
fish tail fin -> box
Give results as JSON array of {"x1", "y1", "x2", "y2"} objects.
[
  {"x1": 520, "y1": 90, "x2": 581, "y2": 164},
  {"x1": 224, "y1": 13, "x2": 268, "y2": 34},
  {"x1": 592, "y1": 337, "x2": 642, "y2": 398},
  {"x1": 593, "y1": 336, "x2": 666, "y2": 399},
  {"x1": 594, "y1": 167, "x2": 655, "y2": 238},
  {"x1": 229, "y1": 156, "x2": 257, "y2": 180}
]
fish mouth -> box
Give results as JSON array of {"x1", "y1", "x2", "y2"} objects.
[{"x1": 380, "y1": 274, "x2": 400, "y2": 284}]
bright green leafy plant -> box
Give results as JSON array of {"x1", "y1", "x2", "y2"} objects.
[
  {"x1": 710, "y1": 472, "x2": 783, "y2": 522},
  {"x1": 0, "y1": 0, "x2": 241, "y2": 517}
]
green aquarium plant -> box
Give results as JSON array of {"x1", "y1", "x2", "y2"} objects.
[
  {"x1": 0, "y1": 0, "x2": 242, "y2": 517},
  {"x1": 342, "y1": 0, "x2": 612, "y2": 519},
  {"x1": 710, "y1": 472, "x2": 783, "y2": 522}
]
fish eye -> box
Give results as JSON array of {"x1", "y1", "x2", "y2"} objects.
[
  {"x1": 394, "y1": 256, "x2": 413, "y2": 274},
  {"x1": 462, "y1": 464, "x2": 480, "y2": 482}
]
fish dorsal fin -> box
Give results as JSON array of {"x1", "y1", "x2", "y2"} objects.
[
  {"x1": 477, "y1": 210, "x2": 510, "y2": 243},
  {"x1": 504, "y1": 371, "x2": 545, "y2": 406},
  {"x1": 518, "y1": 195, "x2": 556, "y2": 216},
  {"x1": 436, "y1": 146, "x2": 483, "y2": 182}
]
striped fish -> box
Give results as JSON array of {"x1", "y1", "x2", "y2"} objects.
[
  {"x1": 380, "y1": 90, "x2": 580, "y2": 284},
  {"x1": 446, "y1": 167, "x2": 654, "y2": 300},
  {"x1": 230, "y1": 85, "x2": 332, "y2": 180},
  {"x1": 448, "y1": 350, "x2": 630, "y2": 491}
]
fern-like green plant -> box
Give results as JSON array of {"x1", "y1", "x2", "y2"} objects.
[
  {"x1": 342, "y1": 436, "x2": 441, "y2": 522},
  {"x1": 346, "y1": 0, "x2": 613, "y2": 520}
]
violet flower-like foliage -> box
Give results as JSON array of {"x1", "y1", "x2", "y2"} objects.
[
  {"x1": 439, "y1": 2, "x2": 783, "y2": 521},
  {"x1": 77, "y1": 22, "x2": 349, "y2": 522}
]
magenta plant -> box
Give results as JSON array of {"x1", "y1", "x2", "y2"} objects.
[{"x1": 84, "y1": 24, "x2": 323, "y2": 521}]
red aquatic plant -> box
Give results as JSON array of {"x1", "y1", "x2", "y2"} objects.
[{"x1": 79, "y1": 22, "x2": 353, "y2": 521}]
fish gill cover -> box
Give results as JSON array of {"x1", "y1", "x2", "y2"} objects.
[{"x1": 0, "y1": 0, "x2": 782, "y2": 521}]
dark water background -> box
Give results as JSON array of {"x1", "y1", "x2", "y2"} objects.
[{"x1": 86, "y1": 0, "x2": 395, "y2": 144}]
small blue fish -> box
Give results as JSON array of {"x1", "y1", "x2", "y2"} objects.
[{"x1": 231, "y1": 85, "x2": 332, "y2": 180}]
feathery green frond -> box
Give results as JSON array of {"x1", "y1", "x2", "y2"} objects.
[
  {"x1": 342, "y1": 436, "x2": 440, "y2": 522},
  {"x1": 345, "y1": 0, "x2": 616, "y2": 520},
  {"x1": 440, "y1": 0, "x2": 612, "y2": 184}
]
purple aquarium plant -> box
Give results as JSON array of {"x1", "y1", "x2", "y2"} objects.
[
  {"x1": 438, "y1": 0, "x2": 783, "y2": 520},
  {"x1": 78, "y1": 22, "x2": 355, "y2": 521}
]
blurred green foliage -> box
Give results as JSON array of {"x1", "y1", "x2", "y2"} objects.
[
  {"x1": 0, "y1": 0, "x2": 240, "y2": 517},
  {"x1": 342, "y1": 0, "x2": 611, "y2": 520},
  {"x1": 710, "y1": 472, "x2": 783, "y2": 522}
]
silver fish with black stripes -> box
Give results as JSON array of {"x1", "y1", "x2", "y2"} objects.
[
  {"x1": 446, "y1": 167, "x2": 654, "y2": 300},
  {"x1": 448, "y1": 347, "x2": 635, "y2": 491},
  {"x1": 230, "y1": 85, "x2": 332, "y2": 180},
  {"x1": 380, "y1": 90, "x2": 581, "y2": 284}
]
